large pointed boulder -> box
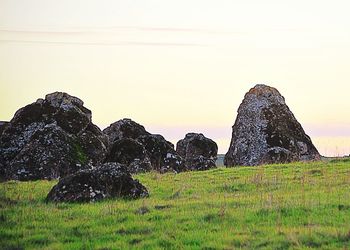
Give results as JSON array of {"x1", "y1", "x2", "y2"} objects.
[
  {"x1": 176, "y1": 133, "x2": 218, "y2": 171},
  {"x1": 0, "y1": 92, "x2": 109, "y2": 181},
  {"x1": 224, "y1": 84, "x2": 321, "y2": 166}
]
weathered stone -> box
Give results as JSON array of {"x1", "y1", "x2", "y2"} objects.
[
  {"x1": 46, "y1": 162, "x2": 148, "y2": 202},
  {"x1": 224, "y1": 84, "x2": 321, "y2": 166},
  {"x1": 0, "y1": 92, "x2": 108, "y2": 181},
  {"x1": 47, "y1": 93, "x2": 92, "y2": 134},
  {"x1": 105, "y1": 138, "x2": 152, "y2": 174},
  {"x1": 104, "y1": 119, "x2": 185, "y2": 173},
  {"x1": 6, "y1": 124, "x2": 86, "y2": 181},
  {"x1": 78, "y1": 123, "x2": 109, "y2": 165},
  {"x1": 138, "y1": 134, "x2": 185, "y2": 173},
  {"x1": 103, "y1": 118, "x2": 149, "y2": 143},
  {"x1": 176, "y1": 133, "x2": 218, "y2": 171}
]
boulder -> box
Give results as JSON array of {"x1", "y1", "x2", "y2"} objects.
[
  {"x1": 103, "y1": 118, "x2": 149, "y2": 144},
  {"x1": 104, "y1": 119, "x2": 185, "y2": 173},
  {"x1": 0, "y1": 92, "x2": 108, "y2": 181},
  {"x1": 105, "y1": 138, "x2": 152, "y2": 174},
  {"x1": 176, "y1": 133, "x2": 218, "y2": 171},
  {"x1": 46, "y1": 162, "x2": 148, "y2": 202},
  {"x1": 224, "y1": 84, "x2": 321, "y2": 166},
  {"x1": 138, "y1": 134, "x2": 185, "y2": 173},
  {"x1": 0, "y1": 121, "x2": 9, "y2": 136}
]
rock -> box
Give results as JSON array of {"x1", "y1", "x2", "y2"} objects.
[
  {"x1": 6, "y1": 125, "x2": 84, "y2": 180},
  {"x1": 105, "y1": 138, "x2": 152, "y2": 174},
  {"x1": 224, "y1": 84, "x2": 321, "y2": 166},
  {"x1": 176, "y1": 133, "x2": 218, "y2": 171},
  {"x1": 0, "y1": 92, "x2": 108, "y2": 181},
  {"x1": 0, "y1": 121, "x2": 9, "y2": 136},
  {"x1": 104, "y1": 119, "x2": 185, "y2": 173},
  {"x1": 138, "y1": 134, "x2": 185, "y2": 173},
  {"x1": 103, "y1": 118, "x2": 149, "y2": 144},
  {"x1": 78, "y1": 123, "x2": 109, "y2": 165},
  {"x1": 46, "y1": 162, "x2": 148, "y2": 202}
]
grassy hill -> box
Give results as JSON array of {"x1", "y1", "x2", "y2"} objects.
[{"x1": 1, "y1": 159, "x2": 350, "y2": 249}]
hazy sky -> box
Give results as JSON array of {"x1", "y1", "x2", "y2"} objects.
[{"x1": 1, "y1": 0, "x2": 350, "y2": 155}]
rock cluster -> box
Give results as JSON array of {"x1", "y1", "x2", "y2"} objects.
[
  {"x1": 176, "y1": 133, "x2": 218, "y2": 171},
  {"x1": 0, "y1": 86, "x2": 322, "y2": 202},
  {"x1": 224, "y1": 84, "x2": 321, "y2": 166},
  {"x1": 104, "y1": 119, "x2": 185, "y2": 173},
  {"x1": 46, "y1": 162, "x2": 148, "y2": 202},
  {"x1": 0, "y1": 92, "x2": 108, "y2": 181}
]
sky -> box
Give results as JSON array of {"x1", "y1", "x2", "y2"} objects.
[{"x1": 1, "y1": 0, "x2": 350, "y2": 156}]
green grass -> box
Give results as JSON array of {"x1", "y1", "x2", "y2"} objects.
[
  {"x1": 1, "y1": 160, "x2": 350, "y2": 249},
  {"x1": 72, "y1": 141, "x2": 88, "y2": 165}
]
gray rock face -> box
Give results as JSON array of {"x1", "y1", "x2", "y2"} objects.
[
  {"x1": 46, "y1": 162, "x2": 148, "y2": 203},
  {"x1": 176, "y1": 133, "x2": 218, "y2": 171},
  {"x1": 104, "y1": 119, "x2": 185, "y2": 173},
  {"x1": 224, "y1": 84, "x2": 321, "y2": 166},
  {"x1": 0, "y1": 92, "x2": 108, "y2": 181}
]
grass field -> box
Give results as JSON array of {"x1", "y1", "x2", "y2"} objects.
[{"x1": 1, "y1": 159, "x2": 350, "y2": 249}]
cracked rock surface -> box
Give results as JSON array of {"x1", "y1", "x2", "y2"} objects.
[{"x1": 225, "y1": 84, "x2": 320, "y2": 166}]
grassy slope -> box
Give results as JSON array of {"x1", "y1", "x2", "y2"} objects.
[{"x1": 1, "y1": 160, "x2": 350, "y2": 250}]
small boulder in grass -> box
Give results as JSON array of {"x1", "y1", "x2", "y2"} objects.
[
  {"x1": 176, "y1": 133, "x2": 218, "y2": 171},
  {"x1": 46, "y1": 162, "x2": 149, "y2": 203}
]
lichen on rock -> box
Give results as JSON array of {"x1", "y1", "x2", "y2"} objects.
[
  {"x1": 0, "y1": 92, "x2": 108, "y2": 181},
  {"x1": 46, "y1": 162, "x2": 149, "y2": 203},
  {"x1": 176, "y1": 133, "x2": 218, "y2": 171},
  {"x1": 103, "y1": 119, "x2": 185, "y2": 173},
  {"x1": 224, "y1": 84, "x2": 320, "y2": 166}
]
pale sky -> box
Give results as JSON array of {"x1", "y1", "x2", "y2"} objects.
[{"x1": 1, "y1": 0, "x2": 350, "y2": 156}]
